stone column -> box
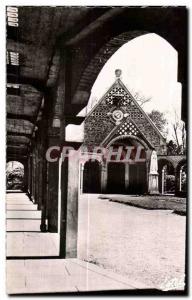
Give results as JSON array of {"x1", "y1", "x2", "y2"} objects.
[
  {"x1": 161, "y1": 168, "x2": 165, "y2": 194},
  {"x1": 66, "y1": 150, "x2": 79, "y2": 258},
  {"x1": 31, "y1": 151, "x2": 36, "y2": 203},
  {"x1": 174, "y1": 167, "x2": 179, "y2": 196},
  {"x1": 27, "y1": 157, "x2": 30, "y2": 194},
  {"x1": 23, "y1": 161, "x2": 28, "y2": 193},
  {"x1": 179, "y1": 169, "x2": 182, "y2": 191},
  {"x1": 40, "y1": 154, "x2": 48, "y2": 232},
  {"x1": 125, "y1": 163, "x2": 129, "y2": 193},
  {"x1": 30, "y1": 155, "x2": 33, "y2": 195},
  {"x1": 36, "y1": 144, "x2": 41, "y2": 209},
  {"x1": 45, "y1": 48, "x2": 65, "y2": 233},
  {"x1": 34, "y1": 146, "x2": 39, "y2": 204},
  {"x1": 39, "y1": 117, "x2": 49, "y2": 232},
  {"x1": 79, "y1": 162, "x2": 84, "y2": 195},
  {"x1": 59, "y1": 149, "x2": 80, "y2": 258},
  {"x1": 101, "y1": 162, "x2": 107, "y2": 193},
  {"x1": 31, "y1": 153, "x2": 34, "y2": 199},
  {"x1": 47, "y1": 130, "x2": 60, "y2": 233}
]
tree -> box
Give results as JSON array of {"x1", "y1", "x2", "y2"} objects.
[
  {"x1": 6, "y1": 164, "x2": 24, "y2": 190},
  {"x1": 171, "y1": 110, "x2": 186, "y2": 154},
  {"x1": 133, "y1": 91, "x2": 186, "y2": 155},
  {"x1": 133, "y1": 92, "x2": 168, "y2": 137},
  {"x1": 133, "y1": 91, "x2": 151, "y2": 107},
  {"x1": 167, "y1": 140, "x2": 180, "y2": 155},
  {"x1": 148, "y1": 110, "x2": 168, "y2": 135}
]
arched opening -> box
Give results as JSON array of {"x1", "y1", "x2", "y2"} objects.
[
  {"x1": 158, "y1": 159, "x2": 175, "y2": 195},
  {"x1": 83, "y1": 160, "x2": 101, "y2": 193},
  {"x1": 106, "y1": 137, "x2": 147, "y2": 195},
  {"x1": 175, "y1": 161, "x2": 187, "y2": 196},
  {"x1": 6, "y1": 161, "x2": 24, "y2": 191},
  {"x1": 84, "y1": 33, "x2": 179, "y2": 121}
]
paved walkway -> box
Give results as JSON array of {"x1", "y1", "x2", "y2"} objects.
[
  {"x1": 6, "y1": 192, "x2": 142, "y2": 294},
  {"x1": 6, "y1": 193, "x2": 59, "y2": 257}
]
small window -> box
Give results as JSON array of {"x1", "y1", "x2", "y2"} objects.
[
  {"x1": 7, "y1": 83, "x2": 20, "y2": 96},
  {"x1": 7, "y1": 51, "x2": 19, "y2": 66},
  {"x1": 6, "y1": 7, "x2": 18, "y2": 27}
]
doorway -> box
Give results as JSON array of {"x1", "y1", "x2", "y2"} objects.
[
  {"x1": 128, "y1": 163, "x2": 147, "y2": 194},
  {"x1": 83, "y1": 160, "x2": 101, "y2": 193},
  {"x1": 107, "y1": 162, "x2": 125, "y2": 194}
]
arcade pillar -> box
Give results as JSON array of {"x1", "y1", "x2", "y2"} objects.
[
  {"x1": 101, "y1": 162, "x2": 107, "y2": 193},
  {"x1": 47, "y1": 131, "x2": 60, "y2": 232},
  {"x1": 23, "y1": 161, "x2": 28, "y2": 193},
  {"x1": 59, "y1": 146, "x2": 81, "y2": 258}
]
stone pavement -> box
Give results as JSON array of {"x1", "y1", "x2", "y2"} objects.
[
  {"x1": 6, "y1": 192, "x2": 145, "y2": 294},
  {"x1": 7, "y1": 258, "x2": 143, "y2": 294}
]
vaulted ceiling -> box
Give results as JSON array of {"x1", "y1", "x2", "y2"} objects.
[{"x1": 6, "y1": 6, "x2": 109, "y2": 161}]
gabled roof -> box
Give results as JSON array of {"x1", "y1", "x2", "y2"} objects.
[
  {"x1": 86, "y1": 77, "x2": 166, "y2": 142},
  {"x1": 84, "y1": 75, "x2": 167, "y2": 152}
]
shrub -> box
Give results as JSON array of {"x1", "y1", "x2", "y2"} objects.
[
  {"x1": 6, "y1": 166, "x2": 24, "y2": 190},
  {"x1": 166, "y1": 175, "x2": 175, "y2": 192}
]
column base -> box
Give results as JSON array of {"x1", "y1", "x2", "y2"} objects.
[
  {"x1": 148, "y1": 173, "x2": 159, "y2": 195},
  {"x1": 40, "y1": 223, "x2": 47, "y2": 232}
]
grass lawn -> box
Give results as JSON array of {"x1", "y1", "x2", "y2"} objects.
[{"x1": 99, "y1": 195, "x2": 186, "y2": 215}]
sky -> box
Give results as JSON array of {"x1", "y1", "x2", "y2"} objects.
[{"x1": 67, "y1": 33, "x2": 183, "y2": 143}]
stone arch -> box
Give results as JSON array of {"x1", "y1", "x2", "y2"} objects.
[
  {"x1": 176, "y1": 158, "x2": 187, "y2": 171},
  {"x1": 73, "y1": 31, "x2": 149, "y2": 102},
  {"x1": 158, "y1": 158, "x2": 175, "y2": 194},
  {"x1": 65, "y1": 8, "x2": 187, "y2": 120},
  {"x1": 72, "y1": 30, "x2": 181, "y2": 107},
  {"x1": 6, "y1": 158, "x2": 26, "y2": 165},
  {"x1": 158, "y1": 156, "x2": 186, "y2": 170},
  {"x1": 105, "y1": 134, "x2": 150, "y2": 151}
]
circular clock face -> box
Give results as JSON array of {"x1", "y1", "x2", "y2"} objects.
[{"x1": 112, "y1": 110, "x2": 124, "y2": 122}]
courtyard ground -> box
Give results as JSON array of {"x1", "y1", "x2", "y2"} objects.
[{"x1": 78, "y1": 194, "x2": 186, "y2": 290}]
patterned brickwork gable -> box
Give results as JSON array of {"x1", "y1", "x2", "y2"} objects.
[{"x1": 84, "y1": 78, "x2": 167, "y2": 154}]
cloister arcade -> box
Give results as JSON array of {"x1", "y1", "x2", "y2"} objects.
[{"x1": 6, "y1": 7, "x2": 187, "y2": 258}]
